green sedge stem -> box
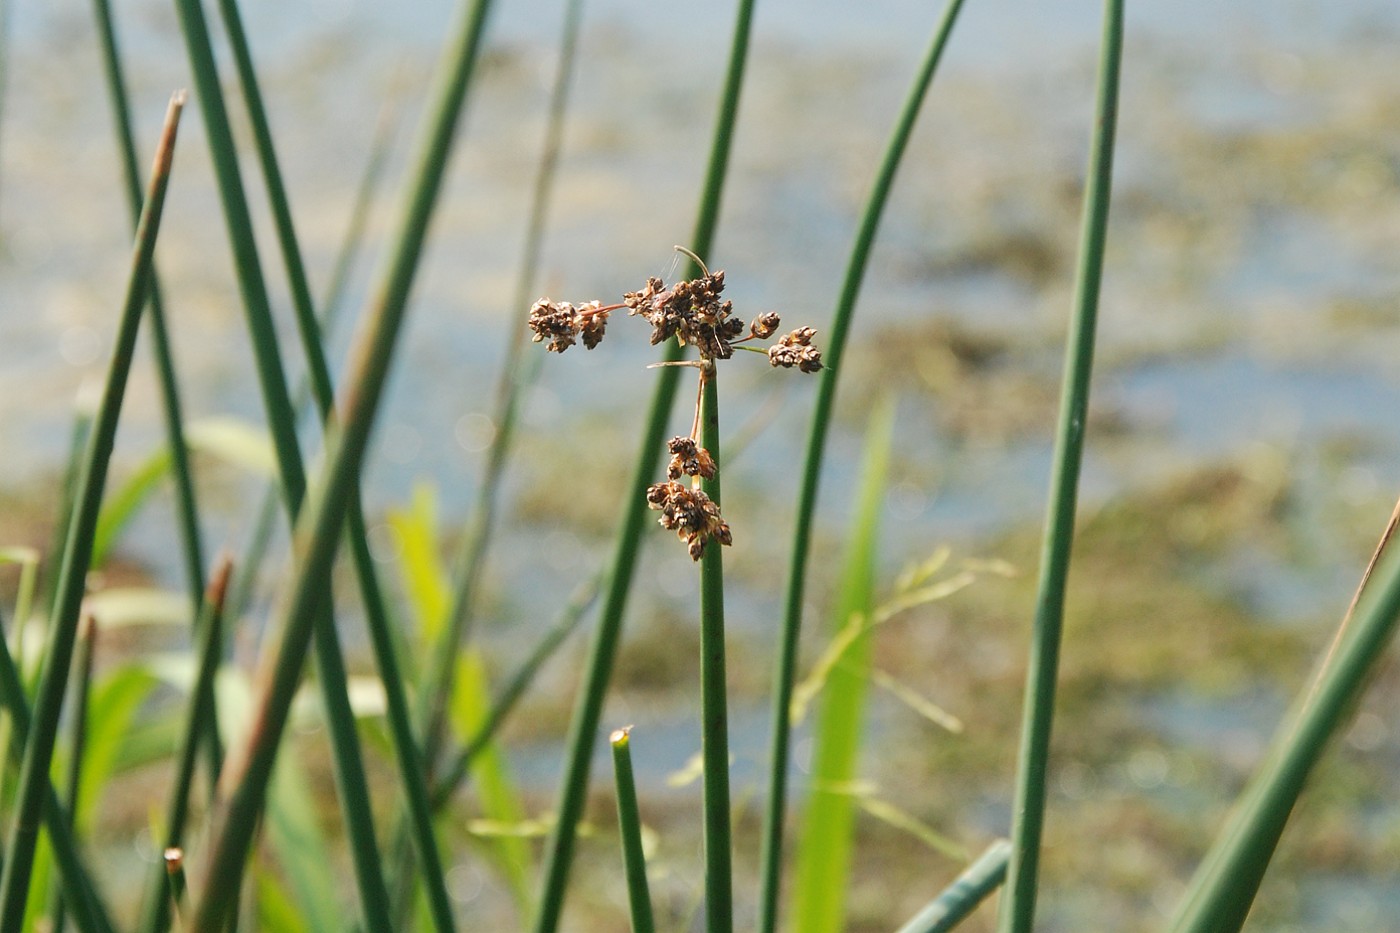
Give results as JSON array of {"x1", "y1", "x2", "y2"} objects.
[{"x1": 610, "y1": 728, "x2": 657, "y2": 933}]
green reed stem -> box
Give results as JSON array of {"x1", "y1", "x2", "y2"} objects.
[
  {"x1": 894, "y1": 839, "x2": 1011, "y2": 933},
  {"x1": 431, "y1": 570, "x2": 600, "y2": 810},
  {"x1": 213, "y1": 1, "x2": 454, "y2": 925},
  {"x1": 0, "y1": 93, "x2": 183, "y2": 933},
  {"x1": 222, "y1": 99, "x2": 398, "y2": 629},
  {"x1": 0, "y1": 611, "x2": 114, "y2": 933},
  {"x1": 48, "y1": 615, "x2": 97, "y2": 933},
  {"x1": 169, "y1": 0, "x2": 393, "y2": 920},
  {"x1": 532, "y1": 1, "x2": 754, "y2": 927},
  {"x1": 44, "y1": 412, "x2": 92, "y2": 616},
  {"x1": 1169, "y1": 531, "x2": 1400, "y2": 930},
  {"x1": 421, "y1": 0, "x2": 588, "y2": 783},
  {"x1": 698, "y1": 364, "x2": 732, "y2": 933},
  {"x1": 610, "y1": 728, "x2": 656, "y2": 933},
  {"x1": 187, "y1": 0, "x2": 497, "y2": 927},
  {"x1": 139, "y1": 556, "x2": 231, "y2": 933},
  {"x1": 88, "y1": 0, "x2": 207, "y2": 614},
  {"x1": 756, "y1": 4, "x2": 967, "y2": 930},
  {"x1": 996, "y1": 3, "x2": 1122, "y2": 931}
]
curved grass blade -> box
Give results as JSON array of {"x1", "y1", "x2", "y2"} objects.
[
  {"x1": 790, "y1": 397, "x2": 893, "y2": 933},
  {"x1": 995, "y1": 3, "x2": 1122, "y2": 930},
  {"x1": 1168, "y1": 499, "x2": 1400, "y2": 932},
  {"x1": 532, "y1": 1, "x2": 757, "y2": 926},
  {"x1": 186, "y1": 0, "x2": 499, "y2": 924},
  {"x1": 46, "y1": 615, "x2": 96, "y2": 933},
  {"x1": 0, "y1": 93, "x2": 184, "y2": 933},
  {"x1": 756, "y1": 5, "x2": 968, "y2": 930},
  {"x1": 610, "y1": 727, "x2": 656, "y2": 933},
  {"x1": 894, "y1": 839, "x2": 1012, "y2": 933}
]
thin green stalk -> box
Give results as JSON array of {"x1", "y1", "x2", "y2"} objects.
[
  {"x1": 187, "y1": 0, "x2": 498, "y2": 926},
  {"x1": 88, "y1": 0, "x2": 207, "y2": 614},
  {"x1": 997, "y1": 3, "x2": 1122, "y2": 930},
  {"x1": 894, "y1": 839, "x2": 1012, "y2": 933},
  {"x1": 420, "y1": 0, "x2": 588, "y2": 783},
  {"x1": 139, "y1": 556, "x2": 231, "y2": 933},
  {"x1": 698, "y1": 364, "x2": 732, "y2": 933},
  {"x1": 756, "y1": 4, "x2": 968, "y2": 930},
  {"x1": 44, "y1": 412, "x2": 93, "y2": 617},
  {"x1": 213, "y1": 0, "x2": 453, "y2": 925},
  {"x1": 48, "y1": 615, "x2": 97, "y2": 933},
  {"x1": 223, "y1": 100, "x2": 398, "y2": 629},
  {"x1": 0, "y1": 92, "x2": 184, "y2": 933},
  {"x1": 431, "y1": 570, "x2": 600, "y2": 810},
  {"x1": 610, "y1": 728, "x2": 656, "y2": 933},
  {"x1": 1169, "y1": 507, "x2": 1400, "y2": 931},
  {"x1": 532, "y1": 0, "x2": 755, "y2": 926},
  {"x1": 0, "y1": 612, "x2": 115, "y2": 933},
  {"x1": 169, "y1": 0, "x2": 400, "y2": 922}
]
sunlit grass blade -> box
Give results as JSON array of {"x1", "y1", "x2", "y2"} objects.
[
  {"x1": 390, "y1": 489, "x2": 530, "y2": 918},
  {"x1": 186, "y1": 0, "x2": 499, "y2": 923},
  {"x1": 997, "y1": 2, "x2": 1122, "y2": 930},
  {"x1": 532, "y1": 1, "x2": 755, "y2": 927},
  {"x1": 212, "y1": 0, "x2": 456, "y2": 923},
  {"x1": 756, "y1": 5, "x2": 967, "y2": 929},
  {"x1": 1168, "y1": 501, "x2": 1400, "y2": 932},
  {"x1": 88, "y1": 0, "x2": 207, "y2": 610},
  {"x1": 894, "y1": 839, "x2": 1012, "y2": 933},
  {"x1": 138, "y1": 555, "x2": 231, "y2": 933},
  {"x1": 0, "y1": 93, "x2": 184, "y2": 933},
  {"x1": 790, "y1": 397, "x2": 893, "y2": 933},
  {"x1": 610, "y1": 727, "x2": 656, "y2": 933}
]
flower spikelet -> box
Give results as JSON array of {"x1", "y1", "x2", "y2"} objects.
[
  {"x1": 646, "y1": 480, "x2": 732, "y2": 561},
  {"x1": 768, "y1": 326, "x2": 823, "y2": 373}
]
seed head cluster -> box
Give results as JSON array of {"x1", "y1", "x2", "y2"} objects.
[{"x1": 529, "y1": 253, "x2": 822, "y2": 560}]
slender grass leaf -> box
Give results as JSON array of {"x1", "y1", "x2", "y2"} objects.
[
  {"x1": 265, "y1": 749, "x2": 347, "y2": 933},
  {"x1": 791, "y1": 397, "x2": 894, "y2": 933},
  {"x1": 74, "y1": 665, "x2": 160, "y2": 829}
]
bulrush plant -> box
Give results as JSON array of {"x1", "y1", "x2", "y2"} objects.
[{"x1": 528, "y1": 246, "x2": 822, "y2": 560}]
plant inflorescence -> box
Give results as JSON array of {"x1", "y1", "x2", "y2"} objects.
[{"x1": 528, "y1": 246, "x2": 822, "y2": 559}]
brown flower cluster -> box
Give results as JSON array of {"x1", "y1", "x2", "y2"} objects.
[
  {"x1": 768, "y1": 326, "x2": 823, "y2": 373},
  {"x1": 527, "y1": 299, "x2": 609, "y2": 353},
  {"x1": 645, "y1": 480, "x2": 731, "y2": 561},
  {"x1": 528, "y1": 250, "x2": 824, "y2": 560},
  {"x1": 623, "y1": 271, "x2": 744, "y2": 360}
]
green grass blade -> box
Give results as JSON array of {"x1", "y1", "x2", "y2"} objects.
[
  {"x1": 88, "y1": 0, "x2": 207, "y2": 610},
  {"x1": 0, "y1": 95, "x2": 184, "y2": 933},
  {"x1": 138, "y1": 557, "x2": 230, "y2": 933},
  {"x1": 0, "y1": 611, "x2": 115, "y2": 933},
  {"x1": 1168, "y1": 518, "x2": 1400, "y2": 931},
  {"x1": 790, "y1": 398, "x2": 894, "y2": 933},
  {"x1": 187, "y1": 0, "x2": 498, "y2": 923},
  {"x1": 698, "y1": 365, "x2": 733, "y2": 933},
  {"x1": 894, "y1": 839, "x2": 1012, "y2": 933},
  {"x1": 431, "y1": 569, "x2": 600, "y2": 810},
  {"x1": 263, "y1": 749, "x2": 347, "y2": 932},
  {"x1": 610, "y1": 728, "x2": 656, "y2": 933},
  {"x1": 43, "y1": 412, "x2": 93, "y2": 615},
  {"x1": 532, "y1": 1, "x2": 756, "y2": 926},
  {"x1": 996, "y1": 3, "x2": 1122, "y2": 930},
  {"x1": 756, "y1": 6, "x2": 967, "y2": 930},
  {"x1": 47, "y1": 615, "x2": 97, "y2": 933},
  {"x1": 216, "y1": 9, "x2": 487, "y2": 919}
]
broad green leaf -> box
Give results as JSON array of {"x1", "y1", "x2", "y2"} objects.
[
  {"x1": 791, "y1": 396, "x2": 894, "y2": 933},
  {"x1": 386, "y1": 484, "x2": 450, "y2": 650},
  {"x1": 266, "y1": 747, "x2": 345, "y2": 932},
  {"x1": 76, "y1": 665, "x2": 162, "y2": 829}
]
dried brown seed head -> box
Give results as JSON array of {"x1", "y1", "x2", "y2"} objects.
[
  {"x1": 666, "y1": 436, "x2": 717, "y2": 480},
  {"x1": 528, "y1": 299, "x2": 581, "y2": 353},
  {"x1": 645, "y1": 479, "x2": 731, "y2": 560},
  {"x1": 749, "y1": 312, "x2": 780, "y2": 339},
  {"x1": 768, "y1": 327, "x2": 823, "y2": 372}
]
